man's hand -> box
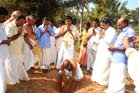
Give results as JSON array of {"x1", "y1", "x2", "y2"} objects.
[
  {"x1": 1, "y1": 40, "x2": 10, "y2": 45},
  {"x1": 131, "y1": 36, "x2": 139, "y2": 43},
  {"x1": 108, "y1": 46, "x2": 115, "y2": 51},
  {"x1": 44, "y1": 25, "x2": 48, "y2": 32}
]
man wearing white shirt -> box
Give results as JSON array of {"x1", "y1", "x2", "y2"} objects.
[
  {"x1": 0, "y1": 7, "x2": 10, "y2": 93},
  {"x1": 5, "y1": 15, "x2": 29, "y2": 82},
  {"x1": 86, "y1": 18, "x2": 100, "y2": 71},
  {"x1": 92, "y1": 17, "x2": 117, "y2": 90},
  {"x1": 55, "y1": 16, "x2": 77, "y2": 70}
]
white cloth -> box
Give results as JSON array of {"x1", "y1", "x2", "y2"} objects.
[
  {"x1": 24, "y1": 41, "x2": 35, "y2": 71},
  {"x1": 106, "y1": 62, "x2": 126, "y2": 93},
  {"x1": 56, "y1": 43, "x2": 74, "y2": 69},
  {"x1": 56, "y1": 25, "x2": 77, "y2": 69},
  {"x1": 92, "y1": 26, "x2": 117, "y2": 86},
  {"x1": 5, "y1": 21, "x2": 29, "y2": 81},
  {"x1": 55, "y1": 27, "x2": 63, "y2": 64},
  {"x1": 0, "y1": 24, "x2": 8, "y2": 92},
  {"x1": 39, "y1": 48, "x2": 51, "y2": 67},
  {"x1": 55, "y1": 27, "x2": 63, "y2": 51},
  {"x1": 125, "y1": 48, "x2": 139, "y2": 93},
  {"x1": 0, "y1": 45, "x2": 8, "y2": 93},
  {"x1": 87, "y1": 27, "x2": 100, "y2": 70},
  {"x1": 58, "y1": 63, "x2": 83, "y2": 81},
  {"x1": 50, "y1": 26, "x2": 57, "y2": 64},
  {"x1": 50, "y1": 36, "x2": 57, "y2": 64},
  {"x1": 5, "y1": 21, "x2": 25, "y2": 55},
  {"x1": 74, "y1": 63, "x2": 83, "y2": 81},
  {"x1": 87, "y1": 45, "x2": 96, "y2": 70}
]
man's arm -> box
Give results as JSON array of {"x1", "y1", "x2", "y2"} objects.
[
  {"x1": 55, "y1": 28, "x2": 67, "y2": 39},
  {"x1": 8, "y1": 26, "x2": 23, "y2": 41},
  {"x1": 86, "y1": 28, "x2": 96, "y2": 41},
  {"x1": 108, "y1": 46, "x2": 126, "y2": 51}
]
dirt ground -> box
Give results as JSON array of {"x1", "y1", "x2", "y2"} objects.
[
  {"x1": 7, "y1": 64, "x2": 135, "y2": 93},
  {"x1": 7, "y1": 44, "x2": 135, "y2": 93}
]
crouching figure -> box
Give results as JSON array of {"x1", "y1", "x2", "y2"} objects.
[{"x1": 58, "y1": 59, "x2": 83, "y2": 93}]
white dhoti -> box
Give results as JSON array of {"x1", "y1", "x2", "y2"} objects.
[
  {"x1": 24, "y1": 42, "x2": 35, "y2": 71},
  {"x1": 126, "y1": 48, "x2": 139, "y2": 93},
  {"x1": 0, "y1": 45, "x2": 9, "y2": 93},
  {"x1": 92, "y1": 38, "x2": 112, "y2": 86},
  {"x1": 106, "y1": 62, "x2": 126, "y2": 93},
  {"x1": 5, "y1": 56, "x2": 19, "y2": 85},
  {"x1": 74, "y1": 63, "x2": 83, "y2": 81},
  {"x1": 10, "y1": 54, "x2": 29, "y2": 81},
  {"x1": 87, "y1": 44, "x2": 96, "y2": 70},
  {"x1": 56, "y1": 43, "x2": 74, "y2": 69},
  {"x1": 50, "y1": 37, "x2": 57, "y2": 65},
  {"x1": 39, "y1": 48, "x2": 51, "y2": 68},
  {"x1": 92, "y1": 58, "x2": 111, "y2": 86}
]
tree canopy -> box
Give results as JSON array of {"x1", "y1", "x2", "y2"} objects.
[{"x1": 0, "y1": 0, "x2": 139, "y2": 28}]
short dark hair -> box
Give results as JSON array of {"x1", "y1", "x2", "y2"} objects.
[
  {"x1": 101, "y1": 17, "x2": 112, "y2": 26},
  {"x1": 42, "y1": 17, "x2": 49, "y2": 21},
  {"x1": 58, "y1": 20, "x2": 64, "y2": 24},
  {"x1": 84, "y1": 21, "x2": 91, "y2": 27},
  {"x1": 123, "y1": 18, "x2": 129, "y2": 25},
  {"x1": 63, "y1": 59, "x2": 71, "y2": 69},
  {"x1": 16, "y1": 15, "x2": 26, "y2": 20},
  {"x1": 0, "y1": 7, "x2": 8, "y2": 16},
  {"x1": 92, "y1": 18, "x2": 99, "y2": 23},
  {"x1": 64, "y1": 16, "x2": 73, "y2": 21}
]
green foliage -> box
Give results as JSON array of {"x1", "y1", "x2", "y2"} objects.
[
  {"x1": 0, "y1": 0, "x2": 139, "y2": 30},
  {"x1": 88, "y1": 0, "x2": 129, "y2": 25}
]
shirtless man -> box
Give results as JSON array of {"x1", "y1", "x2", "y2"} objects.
[
  {"x1": 24, "y1": 15, "x2": 36, "y2": 48},
  {"x1": 58, "y1": 59, "x2": 83, "y2": 93},
  {"x1": 23, "y1": 15, "x2": 36, "y2": 71}
]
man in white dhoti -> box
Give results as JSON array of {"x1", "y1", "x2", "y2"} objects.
[
  {"x1": 23, "y1": 15, "x2": 36, "y2": 71},
  {"x1": 92, "y1": 17, "x2": 117, "y2": 90},
  {"x1": 55, "y1": 20, "x2": 65, "y2": 52},
  {"x1": 55, "y1": 20, "x2": 65, "y2": 65},
  {"x1": 0, "y1": 7, "x2": 10, "y2": 93},
  {"x1": 106, "y1": 17, "x2": 136, "y2": 93},
  {"x1": 5, "y1": 15, "x2": 29, "y2": 82},
  {"x1": 86, "y1": 18, "x2": 100, "y2": 71},
  {"x1": 55, "y1": 16, "x2": 77, "y2": 70},
  {"x1": 49, "y1": 20, "x2": 57, "y2": 66}
]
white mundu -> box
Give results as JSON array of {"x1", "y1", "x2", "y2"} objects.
[
  {"x1": 5, "y1": 21, "x2": 29, "y2": 81},
  {"x1": 92, "y1": 26, "x2": 117, "y2": 86},
  {"x1": 0, "y1": 23, "x2": 8, "y2": 93},
  {"x1": 126, "y1": 48, "x2": 139, "y2": 93},
  {"x1": 56, "y1": 24, "x2": 77, "y2": 69},
  {"x1": 23, "y1": 28, "x2": 35, "y2": 71},
  {"x1": 50, "y1": 26, "x2": 57, "y2": 65},
  {"x1": 87, "y1": 27, "x2": 100, "y2": 71}
]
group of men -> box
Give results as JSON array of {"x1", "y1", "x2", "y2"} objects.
[
  {"x1": 0, "y1": 6, "x2": 139, "y2": 93},
  {"x1": 0, "y1": 6, "x2": 79, "y2": 93},
  {"x1": 78, "y1": 16, "x2": 138, "y2": 93}
]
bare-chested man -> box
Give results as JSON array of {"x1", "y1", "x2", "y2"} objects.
[{"x1": 23, "y1": 15, "x2": 36, "y2": 71}]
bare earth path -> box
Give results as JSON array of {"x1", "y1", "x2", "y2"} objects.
[{"x1": 7, "y1": 64, "x2": 135, "y2": 93}]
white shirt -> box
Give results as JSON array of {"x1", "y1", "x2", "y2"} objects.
[
  {"x1": 87, "y1": 27, "x2": 101, "y2": 50},
  {"x1": 5, "y1": 21, "x2": 24, "y2": 54},
  {"x1": 0, "y1": 23, "x2": 7, "y2": 43}
]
